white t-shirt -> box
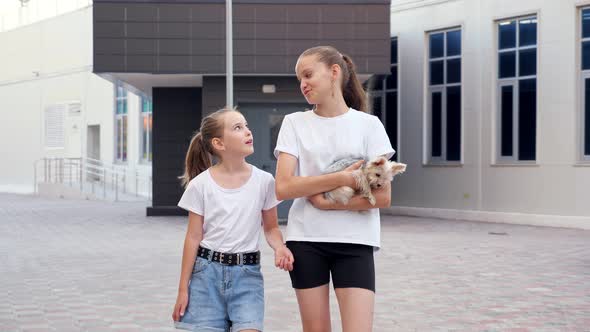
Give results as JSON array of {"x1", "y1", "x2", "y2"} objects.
[
  {"x1": 177, "y1": 165, "x2": 280, "y2": 253},
  {"x1": 274, "y1": 108, "x2": 394, "y2": 248}
]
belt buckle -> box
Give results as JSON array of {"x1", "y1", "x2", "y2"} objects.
[{"x1": 237, "y1": 253, "x2": 242, "y2": 265}]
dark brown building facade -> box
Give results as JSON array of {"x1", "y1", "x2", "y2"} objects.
[{"x1": 92, "y1": 0, "x2": 391, "y2": 217}]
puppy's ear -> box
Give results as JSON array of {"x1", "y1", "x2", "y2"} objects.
[
  {"x1": 371, "y1": 156, "x2": 387, "y2": 166},
  {"x1": 390, "y1": 162, "x2": 407, "y2": 175}
]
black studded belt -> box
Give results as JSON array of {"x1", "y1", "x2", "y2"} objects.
[{"x1": 197, "y1": 246, "x2": 260, "y2": 266}]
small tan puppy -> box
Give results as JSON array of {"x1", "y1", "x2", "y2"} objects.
[{"x1": 324, "y1": 156, "x2": 406, "y2": 206}]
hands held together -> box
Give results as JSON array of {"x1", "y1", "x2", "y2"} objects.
[{"x1": 274, "y1": 244, "x2": 294, "y2": 272}]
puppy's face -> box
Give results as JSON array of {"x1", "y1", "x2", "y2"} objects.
[{"x1": 364, "y1": 157, "x2": 407, "y2": 189}]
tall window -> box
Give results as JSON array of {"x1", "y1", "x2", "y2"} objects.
[
  {"x1": 427, "y1": 28, "x2": 462, "y2": 163},
  {"x1": 115, "y1": 84, "x2": 128, "y2": 162},
  {"x1": 140, "y1": 96, "x2": 153, "y2": 162},
  {"x1": 366, "y1": 37, "x2": 399, "y2": 161},
  {"x1": 497, "y1": 16, "x2": 537, "y2": 162},
  {"x1": 581, "y1": 8, "x2": 590, "y2": 160}
]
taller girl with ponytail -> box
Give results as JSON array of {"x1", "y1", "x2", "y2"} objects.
[
  {"x1": 274, "y1": 46, "x2": 395, "y2": 331},
  {"x1": 298, "y1": 45, "x2": 368, "y2": 113}
]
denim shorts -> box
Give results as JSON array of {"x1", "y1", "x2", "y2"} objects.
[{"x1": 174, "y1": 256, "x2": 265, "y2": 332}]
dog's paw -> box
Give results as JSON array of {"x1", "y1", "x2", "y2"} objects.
[
  {"x1": 368, "y1": 195, "x2": 376, "y2": 206},
  {"x1": 327, "y1": 192, "x2": 350, "y2": 205}
]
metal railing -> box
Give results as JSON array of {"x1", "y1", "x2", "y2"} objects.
[{"x1": 33, "y1": 157, "x2": 152, "y2": 202}]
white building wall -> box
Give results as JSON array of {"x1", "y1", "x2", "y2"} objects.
[
  {"x1": 0, "y1": 7, "x2": 151, "y2": 194},
  {"x1": 0, "y1": 0, "x2": 92, "y2": 33},
  {"x1": 391, "y1": 0, "x2": 590, "y2": 217}
]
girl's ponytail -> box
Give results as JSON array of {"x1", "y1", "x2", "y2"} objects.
[
  {"x1": 342, "y1": 54, "x2": 368, "y2": 114},
  {"x1": 180, "y1": 132, "x2": 211, "y2": 188}
]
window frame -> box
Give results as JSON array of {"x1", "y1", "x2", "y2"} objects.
[
  {"x1": 580, "y1": 7, "x2": 590, "y2": 162},
  {"x1": 114, "y1": 83, "x2": 128, "y2": 163},
  {"x1": 582, "y1": 71, "x2": 590, "y2": 162},
  {"x1": 495, "y1": 15, "x2": 538, "y2": 164},
  {"x1": 367, "y1": 37, "x2": 400, "y2": 161},
  {"x1": 425, "y1": 27, "x2": 463, "y2": 165},
  {"x1": 139, "y1": 96, "x2": 153, "y2": 163}
]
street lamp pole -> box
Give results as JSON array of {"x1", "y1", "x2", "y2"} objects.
[{"x1": 226, "y1": 0, "x2": 233, "y2": 107}]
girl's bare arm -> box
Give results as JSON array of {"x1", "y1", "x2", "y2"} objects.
[
  {"x1": 262, "y1": 207, "x2": 285, "y2": 251},
  {"x1": 178, "y1": 212, "x2": 204, "y2": 292},
  {"x1": 275, "y1": 152, "x2": 362, "y2": 201},
  {"x1": 308, "y1": 182, "x2": 392, "y2": 211},
  {"x1": 262, "y1": 207, "x2": 294, "y2": 271}
]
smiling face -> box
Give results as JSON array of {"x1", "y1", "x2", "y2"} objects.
[
  {"x1": 295, "y1": 54, "x2": 339, "y2": 105},
  {"x1": 213, "y1": 111, "x2": 254, "y2": 158}
]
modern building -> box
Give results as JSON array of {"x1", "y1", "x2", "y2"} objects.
[
  {"x1": 4, "y1": 0, "x2": 586, "y2": 227},
  {"x1": 0, "y1": 3, "x2": 154, "y2": 201},
  {"x1": 0, "y1": 0, "x2": 392, "y2": 218},
  {"x1": 378, "y1": 0, "x2": 590, "y2": 226}
]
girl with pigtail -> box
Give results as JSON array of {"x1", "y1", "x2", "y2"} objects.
[
  {"x1": 172, "y1": 107, "x2": 294, "y2": 332},
  {"x1": 274, "y1": 46, "x2": 395, "y2": 331}
]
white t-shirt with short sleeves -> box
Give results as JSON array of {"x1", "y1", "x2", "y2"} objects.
[
  {"x1": 274, "y1": 108, "x2": 394, "y2": 248},
  {"x1": 177, "y1": 165, "x2": 280, "y2": 253}
]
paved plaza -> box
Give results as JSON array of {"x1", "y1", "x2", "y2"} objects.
[{"x1": 1, "y1": 193, "x2": 589, "y2": 332}]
